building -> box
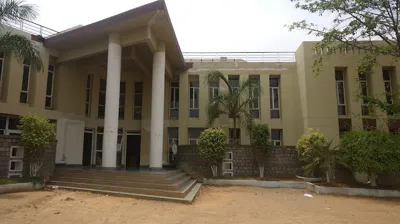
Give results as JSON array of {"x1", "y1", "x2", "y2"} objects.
[{"x1": 0, "y1": 0, "x2": 399, "y2": 169}]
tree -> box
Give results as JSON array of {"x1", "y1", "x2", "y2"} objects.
[
  {"x1": 303, "y1": 141, "x2": 339, "y2": 184},
  {"x1": 340, "y1": 130, "x2": 400, "y2": 187},
  {"x1": 18, "y1": 114, "x2": 56, "y2": 177},
  {"x1": 198, "y1": 128, "x2": 228, "y2": 177},
  {"x1": 250, "y1": 124, "x2": 272, "y2": 178},
  {"x1": 296, "y1": 128, "x2": 326, "y2": 176},
  {"x1": 288, "y1": 0, "x2": 400, "y2": 115},
  {"x1": 205, "y1": 70, "x2": 260, "y2": 144},
  {"x1": 0, "y1": 0, "x2": 43, "y2": 71}
]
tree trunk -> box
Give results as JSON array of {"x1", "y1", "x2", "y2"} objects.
[
  {"x1": 370, "y1": 172, "x2": 378, "y2": 187},
  {"x1": 325, "y1": 171, "x2": 330, "y2": 184},
  {"x1": 259, "y1": 163, "x2": 264, "y2": 178},
  {"x1": 211, "y1": 165, "x2": 218, "y2": 177},
  {"x1": 30, "y1": 162, "x2": 42, "y2": 177}
]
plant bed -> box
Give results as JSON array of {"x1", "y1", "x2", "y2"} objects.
[
  {"x1": 307, "y1": 182, "x2": 400, "y2": 198},
  {"x1": 0, "y1": 177, "x2": 44, "y2": 194}
]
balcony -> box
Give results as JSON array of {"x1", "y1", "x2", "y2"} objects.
[
  {"x1": 182, "y1": 52, "x2": 296, "y2": 63},
  {"x1": 8, "y1": 18, "x2": 59, "y2": 38}
]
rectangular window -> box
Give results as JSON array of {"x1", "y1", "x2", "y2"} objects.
[
  {"x1": 45, "y1": 64, "x2": 55, "y2": 108},
  {"x1": 229, "y1": 128, "x2": 240, "y2": 144},
  {"x1": 335, "y1": 70, "x2": 346, "y2": 115},
  {"x1": 363, "y1": 118, "x2": 377, "y2": 131},
  {"x1": 338, "y1": 118, "x2": 352, "y2": 138},
  {"x1": 228, "y1": 75, "x2": 239, "y2": 90},
  {"x1": 96, "y1": 127, "x2": 103, "y2": 166},
  {"x1": 168, "y1": 127, "x2": 179, "y2": 149},
  {"x1": 85, "y1": 74, "x2": 92, "y2": 117},
  {"x1": 208, "y1": 80, "x2": 219, "y2": 103},
  {"x1": 189, "y1": 76, "x2": 199, "y2": 118},
  {"x1": 383, "y1": 68, "x2": 394, "y2": 109},
  {"x1": 133, "y1": 82, "x2": 143, "y2": 120},
  {"x1": 0, "y1": 115, "x2": 21, "y2": 136},
  {"x1": 20, "y1": 59, "x2": 31, "y2": 103},
  {"x1": 188, "y1": 128, "x2": 204, "y2": 145},
  {"x1": 119, "y1": 81, "x2": 125, "y2": 120},
  {"x1": 170, "y1": 81, "x2": 179, "y2": 118},
  {"x1": 0, "y1": 52, "x2": 5, "y2": 96},
  {"x1": 98, "y1": 79, "x2": 106, "y2": 118},
  {"x1": 359, "y1": 73, "x2": 370, "y2": 116},
  {"x1": 271, "y1": 129, "x2": 282, "y2": 146},
  {"x1": 269, "y1": 77, "x2": 280, "y2": 118},
  {"x1": 249, "y1": 75, "x2": 260, "y2": 118}
]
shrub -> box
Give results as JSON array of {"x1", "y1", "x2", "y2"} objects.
[
  {"x1": 340, "y1": 130, "x2": 400, "y2": 186},
  {"x1": 296, "y1": 128, "x2": 326, "y2": 164},
  {"x1": 18, "y1": 114, "x2": 56, "y2": 177},
  {"x1": 198, "y1": 128, "x2": 228, "y2": 177},
  {"x1": 250, "y1": 124, "x2": 272, "y2": 177}
]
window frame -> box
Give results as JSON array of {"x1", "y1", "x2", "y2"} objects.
[
  {"x1": 170, "y1": 81, "x2": 179, "y2": 118},
  {"x1": 335, "y1": 70, "x2": 347, "y2": 115},
  {"x1": 45, "y1": 63, "x2": 56, "y2": 109},
  {"x1": 85, "y1": 74, "x2": 93, "y2": 117},
  {"x1": 189, "y1": 81, "x2": 199, "y2": 118},
  {"x1": 249, "y1": 75, "x2": 260, "y2": 118},
  {"x1": 119, "y1": 81, "x2": 126, "y2": 120},
  {"x1": 98, "y1": 79, "x2": 106, "y2": 118},
  {"x1": 269, "y1": 77, "x2": 280, "y2": 118},
  {"x1": 0, "y1": 52, "x2": 5, "y2": 97},
  {"x1": 133, "y1": 82, "x2": 143, "y2": 120},
  {"x1": 20, "y1": 59, "x2": 31, "y2": 104}
]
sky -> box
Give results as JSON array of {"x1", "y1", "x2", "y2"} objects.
[{"x1": 25, "y1": 0, "x2": 324, "y2": 52}]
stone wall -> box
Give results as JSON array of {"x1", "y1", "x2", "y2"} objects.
[
  {"x1": 176, "y1": 145, "x2": 301, "y2": 178},
  {"x1": 0, "y1": 135, "x2": 56, "y2": 179}
]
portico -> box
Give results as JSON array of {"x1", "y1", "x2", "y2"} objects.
[{"x1": 43, "y1": 0, "x2": 187, "y2": 168}]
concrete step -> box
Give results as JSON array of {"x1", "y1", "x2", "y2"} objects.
[
  {"x1": 52, "y1": 172, "x2": 187, "y2": 184},
  {"x1": 54, "y1": 169, "x2": 180, "y2": 179},
  {"x1": 47, "y1": 183, "x2": 202, "y2": 204},
  {"x1": 48, "y1": 179, "x2": 197, "y2": 198},
  {"x1": 51, "y1": 175, "x2": 192, "y2": 191}
]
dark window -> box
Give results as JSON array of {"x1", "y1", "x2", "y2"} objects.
[
  {"x1": 359, "y1": 73, "x2": 370, "y2": 116},
  {"x1": 45, "y1": 64, "x2": 55, "y2": 108},
  {"x1": 85, "y1": 74, "x2": 92, "y2": 117},
  {"x1": 249, "y1": 75, "x2": 260, "y2": 118},
  {"x1": 188, "y1": 128, "x2": 204, "y2": 145},
  {"x1": 228, "y1": 75, "x2": 239, "y2": 89},
  {"x1": 170, "y1": 81, "x2": 179, "y2": 118},
  {"x1": 98, "y1": 79, "x2": 106, "y2": 118},
  {"x1": 271, "y1": 129, "x2": 282, "y2": 146},
  {"x1": 335, "y1": 70, "x2": 346, "y2": 115},
  {"x1": 0, "y1": 52, "x2": 4, "y2": 97},
  {"x1": 363, "y1": 118, "x2": 377, "y2": 131},
  {"x1": 119, "y1": 81, "x2": 125, "y2": 120},
  {"x1": 134, "y1": 82, "x2": 143, "y2": 120},
  {"x1": 229, "y1": 128, "x2": 240, "y2": 144},
  {"x1": 189, "y1": 77, "x2": 199, "y2": 118},
  {"x1": 338, "y1": 118, "x2": 352, "y2": 138},
  {"x1": 20, "y1": 60, "x2": 30, "y2": 103}
]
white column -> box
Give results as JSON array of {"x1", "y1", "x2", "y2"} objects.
[
  {"x1": 102, "y1": 33, "x2": 121, "y2": 168},
  {"x1": 150, "y1": 42, "x2": 166, "y2": 169}
]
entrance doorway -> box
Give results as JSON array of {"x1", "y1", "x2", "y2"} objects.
[
  {"x1": 82, "y1": 129, "x2": 93, "y2": 166},
  {"x1": 125, "y1": 132, "x2": 141, "y2": 168}
]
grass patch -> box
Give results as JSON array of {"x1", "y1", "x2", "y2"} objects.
[{"x1": 0, "y1": 177, "x2": 42, "y2": 185}]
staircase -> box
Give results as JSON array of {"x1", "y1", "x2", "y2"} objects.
[{"x1": 48, "y1": 168, "x2": 201, "y2": 203}]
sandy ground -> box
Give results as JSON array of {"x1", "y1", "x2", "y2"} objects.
[{"x1": 0, "y1": 186, "x2": 399, "y2": 224}]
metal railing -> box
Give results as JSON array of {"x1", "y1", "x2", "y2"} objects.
[
  {"x1": 7, "y1": 18, "x2": 59, "y2": 38},
  {"x1": 182, "y1": 52, "x2": 296, "y2": 62}
]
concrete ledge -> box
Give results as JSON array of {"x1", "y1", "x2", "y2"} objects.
[
  {"x1": 306, "y1": 182, "x2": 400, "y2": 198},
  {"x1": 203, "y1": 179, "x2": 306, "y2": 189},
  {"x1": 0, "y1": 183, "x2": 44, "y2": 194}
]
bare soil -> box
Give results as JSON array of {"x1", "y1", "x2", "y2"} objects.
[{"x1": 1, "y1": 186, "x2": 400, "y2": 224}]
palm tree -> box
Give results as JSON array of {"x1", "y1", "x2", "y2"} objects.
[
  {"x1": 0, "y1": 0, "x2": 43, "y2": 71},
  {"x1": 205, "y1": 70, "x2": 260, "y2": 144}
]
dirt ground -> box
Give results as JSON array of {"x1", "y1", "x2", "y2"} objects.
[{"x1": 0, "y1": 186, "x2": 399, "y2": 224}]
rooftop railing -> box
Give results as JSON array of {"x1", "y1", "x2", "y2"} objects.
[
  {"x1": 183, "y1": 52, "x2": 296, "y2": 63},
  {"x1": 8, "y1": 18, "x2": 59, "y2": 38}
]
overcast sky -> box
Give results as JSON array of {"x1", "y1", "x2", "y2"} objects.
[{"x1": 26, "y1": 0, "x2": 323, "y2": 52}]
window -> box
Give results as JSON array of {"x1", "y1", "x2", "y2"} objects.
[
  {"x1": 133, "y1": 82, "x2": 143, "y2": 120},
  {"x1": 338, "y1": 118, "x2": 352, "y2": 138},
  {"x1": 208, "y1": 80, "x2": 219, "y2": 103},
  {"x1": 335, "y1": 70, "x2": 346, "y2": 115},
  {"x1": 45, "y1": 64, "x2": 55, "y2": 108},
  {"x1": 271, "y1": 129, "x2": 282, "y2": 146},
  {"x1": 363, "y1": 118, "x2": 377, "y2": 131},
  {"x1": 98, "y1": 79, "x2": 106, "y2": 118},
  {"x1": 228, "y1": 75, "x2": 239, "y2": 90},
  {"x1": 188, "y1": 128, "x2": 204, "y2": 145},
  {"x1": 229, "y1": 128, "x2": 240, "y2": 144},
  {"x1": 359, "y1": 73, "x2": 370, "y2": 116},
  {"x1": 0, "y1": 115, "x2": 21, "y2": 135},
  {"x1": 170, "y1": 81, "x2": 179, "y2": 118},
  {"x1": 119, "y1": 81, "x2": 126, "y2": 120},
  {"x1": 189, "y1": 77, "x2": 199, "y2": 118},
  {"x1": 249, "y1": 75, "x2": 260, "y2": 118},
  {"x1": 85, "y1": 74, "x2": 92, "y2": 117},
  {"x1": 270, "y1": 77, "x2": 280, "y2": 118},
  {"x1": 20, "y1": 59, "x2": 31, "y2": 103},
  {"x1": 383, "y1": 68, "x2": 394, "y2": 115},
  {"x1": 168, "y1": 127, "x2": 179, "y2": 146},
  {"x1": 96, "y1": 127, "x2": 103, "y2": 166},
  {"x1": 0, "y1": 52, "x2": 5, "y2": 96}
]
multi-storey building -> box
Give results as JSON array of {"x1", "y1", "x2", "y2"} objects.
[{"x1": 0, "y1": 0, "x2": 398, "y2": 169}]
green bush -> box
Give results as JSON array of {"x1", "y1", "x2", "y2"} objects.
[
  {"x1": 296, "y1": 128, "x2": 326, "y2": 164},
  {"x1": 340, "y1": 130, "x2": 400, "y2": 186},
  {"x1": 198, "y1": 128, "x2": 228, "y2": 177},
  {"x1": 250, "y1": 124, "x2": 272, "y2": 177},
  {"x1": 18, "y1": 114, "x2": 56, "y2": 177}
]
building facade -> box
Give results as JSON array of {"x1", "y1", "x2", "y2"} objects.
[{"x1": 0, "y1": 0, "x2": 399, "y2": 169}]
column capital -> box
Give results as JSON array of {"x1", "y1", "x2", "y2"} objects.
[
  {"x1": 109, "y1": 33, "x2": 121, "y2": 44},
  {"x1": 157, "y1": 41, "x2": 166, "y2": 52}
]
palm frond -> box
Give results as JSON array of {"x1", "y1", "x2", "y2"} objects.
[
  {"x1": 0, "y1": 0, "x2": 38, "y2": 25},
  {"x1": 0, "y1": 32, "x2": 43, "y2": 71},
  {"x1": 206, "y1": 70, "x2": 232, "y2": 93}
]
